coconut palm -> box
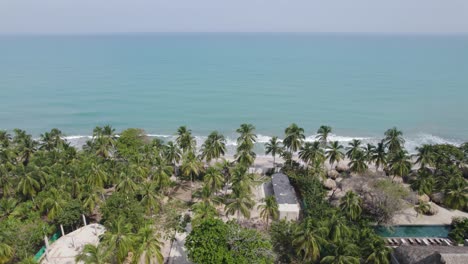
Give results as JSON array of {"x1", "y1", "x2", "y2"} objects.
[
  {"x1": 224, "y1": 189, "x2": 255, "y2": 222},
  {"x1": 293, "y1": 219, "x2": 326, "y2": 263},
  {"x1": 371, "y1": 142, "x2": 387, "y2": 172},
  {"x1": 283, "y1": 123, "x2": 305, "y2": 156},
  {"x1": 326, "y1": 141, "x2": 344, "y2": 169},
  {"x1": 383, "y1": 127, "x2": 404, "y2": 154},
  {"x1": 363, "y1": 144, "x2": 376, "y2": 164},
  {"x1": 116, "y1": 172, "x2": 138, "y2": 195},
  {"x1": 346, "y1": 139, "x2": 362, "y2": 160},
  {"x1": 316, "y1": 125, "x2": 332, "y2": 145},
  {"x1": 200, "y1": 131, "x2": 226, "y2": 163},
  {"x1": 414, "y1": 144, "x2": 434, "y2": 169},
  {"x1": 0, "y1": 130, "x2": 11, "y2": 148},
  {"x1": 327, "y1": 215, "x2": 351, "y2": 242},
  {"x1": 13, "y1": 129, "x2": 37, "y2": 166},
  {"x1": 0, "y1": 198, "x2": 18, "y2": 219},
  {"x1": 0, "y1": 166, "x2": 14, "y2": 197},
  {"x1": 257, "y1": 195, "x2": 279, "y2": 227},
  {"x1": 410, "y1": 170, "x2": 435, "y2": 196},
  {"x1": 365, "y1": 240, "x2": 390, "y2": 264},
  {"x1": 320, "y1": 241, "x2": 360, "y2": 264},
  {"x1": 0, "y1": 242, "x2": 14, "y2": 264},
  {"x1": 192, "y1": 201, "x2": 218, "y2": 223},
  {"x1": 87, "y1": 163, "x2": 108, "y2": 190},
  {"x1": 151, "y1": 157, "x2": 172, "y2": 190},
  {"x1": 443, "y1": 176, "x2": 467, "y2": 210},
  {"x1": 139, "y1": 181, "x2": 161, "y2": 215},
  {"x1": 339, "y1": 191, "x2": 362, "y2": 221},
  {"x1": 101, "y1": 218, "x2": 136, "y2": 264},
  {"x1": 389, "y1": 150, "x2": 411, "y2": 181},
  {"x1": 414, "y1": 202, "x2": 431, "y2": 217},
  {"x1": 176, "y1": 126, "x2": 196, "y2": 153},
  {"x1": 348, "y1": 150, "x2": 368, "y2": 174},
  {"x1": 40, "y1": 187, "x2": 69, "y2": 219},
  {"x1": 236, "y1": 123, "x2": 257, "y2": 149},
  {"x1": 134, "y1": 225, "x2": 164, "y2": 264},
  {"x1": 235, "y1": 146, "x2": 256, "y2": 167},
  {"x1": 203, "y1": 167, "x2": 224, "y2": 194},
  {"x1": 75, "y1": 244, "x2": 109, "y2": 264},
  {"x1": 17, "y1": 169, "x2": 41, "y2": 199},
  {"x1": 265, "y1": 136, "x2": 283, "y2": 167},
  {"x1": 93, "y1": 125, "x2": 117, "y2": 159},
  {"x1": 180, "y1": 151, "x2": 204, "y2": 199},
  {"x1": 83, "y1": 191, "x2": 102, "y2": 214},
  {"x1": 299, "y1": 141, "x2": 324, "y2": 168},
  {"x1": 163, "y1": 141, "x2": 182, "y2": 165}
]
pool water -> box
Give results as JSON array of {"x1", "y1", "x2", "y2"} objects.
[{"x1": 375, "y1": 225, "x2": 451, "y2": 238}]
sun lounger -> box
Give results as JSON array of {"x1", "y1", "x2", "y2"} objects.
[
  {"x1": 400, "y1": 238, "x2": 408, "y2": 245},
  {"x1": 443, "y1": 239, "x2": 452, "y2": 246},
  {"x1": 422, "y1": 239, "x2": 431, "y2": 246},
  {"x1": 408, "y1": 238, "x2": 415, "y2": 244}
]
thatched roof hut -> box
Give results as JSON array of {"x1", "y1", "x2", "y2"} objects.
[{"x1": 392, "y1": 245, "x2": 468, "y2": 264}]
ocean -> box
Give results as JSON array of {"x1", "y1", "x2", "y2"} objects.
[{"x1": 1, "y1": 33, "x2": 467, "y2": 154}]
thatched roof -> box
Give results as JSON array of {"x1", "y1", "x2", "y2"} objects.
[{"x1": 392, "y1": 245, "x2": 468, "y2": 264}]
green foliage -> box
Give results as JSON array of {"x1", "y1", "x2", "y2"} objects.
[
  {"x1": 54, "y1": 200, "x2": 83, "y2": 231},
  {"x1": 116, "y1": 128, "x2": 148, "y2": 159},
  {"x1": 100, "y1": 192, "x2": 145, "y2": 231},
  {"x1": 449, "y1": 217, "x2": 468, "y2": 244},
  {"x1": 186, "y1": 218, "x2": 273, "y2": 264}
]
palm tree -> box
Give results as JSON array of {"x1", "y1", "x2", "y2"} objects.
[
  {"x1": 0, "y1": 166, "x2": 14, "y2": 197},
  {"x1": 164, "y1": 141, "x2": 182, "y2": 165},
  {"x1": 181, "y1": 151, "x2": 204, "y2": 199},
  {"x1": 150, "y1": 157, "x2": 172, "y2": 190},
  {"x1": 316, "y1": 125, "x2": 332, "y2": 145},
  {"x1": 414, "y1": 144, "x2": 434, "y2": 169},
  {"x1": 93, "y1": 125, "x2": 117, "y2": 159},
  {"x1": 135, "y1": 225, "x2": 164, "y2": 264},
  {"x1": 257, "y1": 195, "x2": 279, "y2": 227},
  {"x1": 101, "y1": 218, "x2": 136, "y2": 263},
  {"x1": 75, "y1": 244, "x2": 108, "y2": 264},
  {"x1": 320, "y1": 241, "x2": 360, "y2": 264},
  {"x1": 346, "y1": 139, "x2": 362, "y2": 160},
  {"x1": 371, "y1": 142, "x2": 387, "y2": 172},
  {"x1": 200, "y1": 131, "x2": 226, "y2": 163},
  {"x1": 414, "y1": 202, "x2": 431, "y2": 217},
  {"x1": 265, "y1": 136, "x2": 283, "y2": 168},
  {"x1": 348, "y1": 150, "x2": 368, "y2": 174},
  {"x1": 87, "y1": 163, "x2": 108, "y2": 190},
  {"x1": 17, "y1": 169, "x2": 40, "y2": 199},
  {"x1": 224, "y1": 188, "x2": 255, "y2": 222},
  {"x1": 326, "y1": 141, "x2": 344, "y2": 169},
  {"x1": 236, "y1": 123, "x2": 257, "y2": 149},
  {"x1": 176, "y1": 126, "x2": 196, "y2": 153},
  {"x1": 327, "y1": 215, "x2": 351, "y2": 242},
  {"x1": 365, "y1": 240, "x2": 390, "y2": 264},
  {"x1": 0, "y1": 198, "x2": 18, "y2": 219},
  {"x1": 116, "y1": 172, "x2": 138, "y2": 195},
  {"x1": 139, "y1": 181, "x2": 161, "y2": 215},
  {"x1": 410, "y1": 170, "x2": 435, "y2": 196},
  {"x1": 384, "y1": 127, "x2": 404, "y2": 154},
  {"x1": 0, "y1": 130, "x2": 11, "y2": 148},
  {"x1": 363, "y1": 144, "x2": 376, "y2": 164},
  {"x1": 235, "y1": 147, "x2": 256, "y2": 167},
  {"x1": 192, "y1": 202, "x2": 218, "y2": 224},
  {"x1": 293, "y1": 219, "x2": 326, "y2": 263},
  {"x1": 389, "y1": 150, "x2": 411, "y2": 181},
  {"x1": 339, "y1": 191, "x2": 362, "y2": 221},
  {"x1": 443, "y1": 176, "x2": 467, "y2": 210},
  {"x1": 283, "y1": 123, "x2": 305, "y2": 159},
  {"x1": 0, "y1": 242, "x2": 14, "y2": 264},
  {"x1": 203, "y1": 167, "x2": 224, "y2": 194},
  {"x1": 40, "y1": 187, "x2": 69, "y2": 219},
  {"x1": 299, "y1": 141, "x2": 324, "y2": 168},
  {"x1": 13, "y1": 129, "x2": 38, "y2": 166}
]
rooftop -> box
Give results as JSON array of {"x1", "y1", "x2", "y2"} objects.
[
  {"x1": 41, "y1": 224, "x2": 105, "y2": 264},
  {"x1": 271, "y1": 173, "x2": 299, "y2": 205},
  {"x1": 392, "y1": 245, "x2": 468, "y2": 264}
]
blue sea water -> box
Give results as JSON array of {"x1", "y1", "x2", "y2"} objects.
[{"x1": 1, "y1": 33, "x2": 468, "y2": 153}]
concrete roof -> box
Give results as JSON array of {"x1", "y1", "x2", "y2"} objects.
[
  {"x1": 271, "y1": 173, "x2": 298, "y2": 205},
  {"x1": 41, "y1": 224, "x2": 105, "y2": 264}
]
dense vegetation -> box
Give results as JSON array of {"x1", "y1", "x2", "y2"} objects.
[{"x1": 0, "y1": 124, "x2": 467, "y2": 264}]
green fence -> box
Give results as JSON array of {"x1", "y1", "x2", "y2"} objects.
[{"x1": 33, "y1": 232, "x2": 62, "y2": 261}]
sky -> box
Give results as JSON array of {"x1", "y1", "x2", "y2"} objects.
[{"x1": 1, "y1": 0, "x2": 468, "y2": 34}]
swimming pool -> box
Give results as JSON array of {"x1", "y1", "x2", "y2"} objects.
[{"x1": 374, "y1": 225, "x2": 451, "y2": 238}]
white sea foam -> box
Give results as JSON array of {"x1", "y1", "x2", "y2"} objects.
[{"x1": 61, "y1": 132, "x2": 464, "y2": 154}]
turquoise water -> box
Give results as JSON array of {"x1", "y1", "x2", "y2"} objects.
[
  {"x1": 1, "y1": 33, "x2": 468, "y2": 152},
  {"x1": 375, "y1": 225, "x2": 451, "y2": 238}
]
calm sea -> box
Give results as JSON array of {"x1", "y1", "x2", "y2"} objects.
[{"x1": 1, "y1": 33, "x2": 468, "y2": 153}]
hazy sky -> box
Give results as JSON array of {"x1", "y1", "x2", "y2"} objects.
[{"x1": 1, "y1": 0, "x2": 468, "y2": 34}]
